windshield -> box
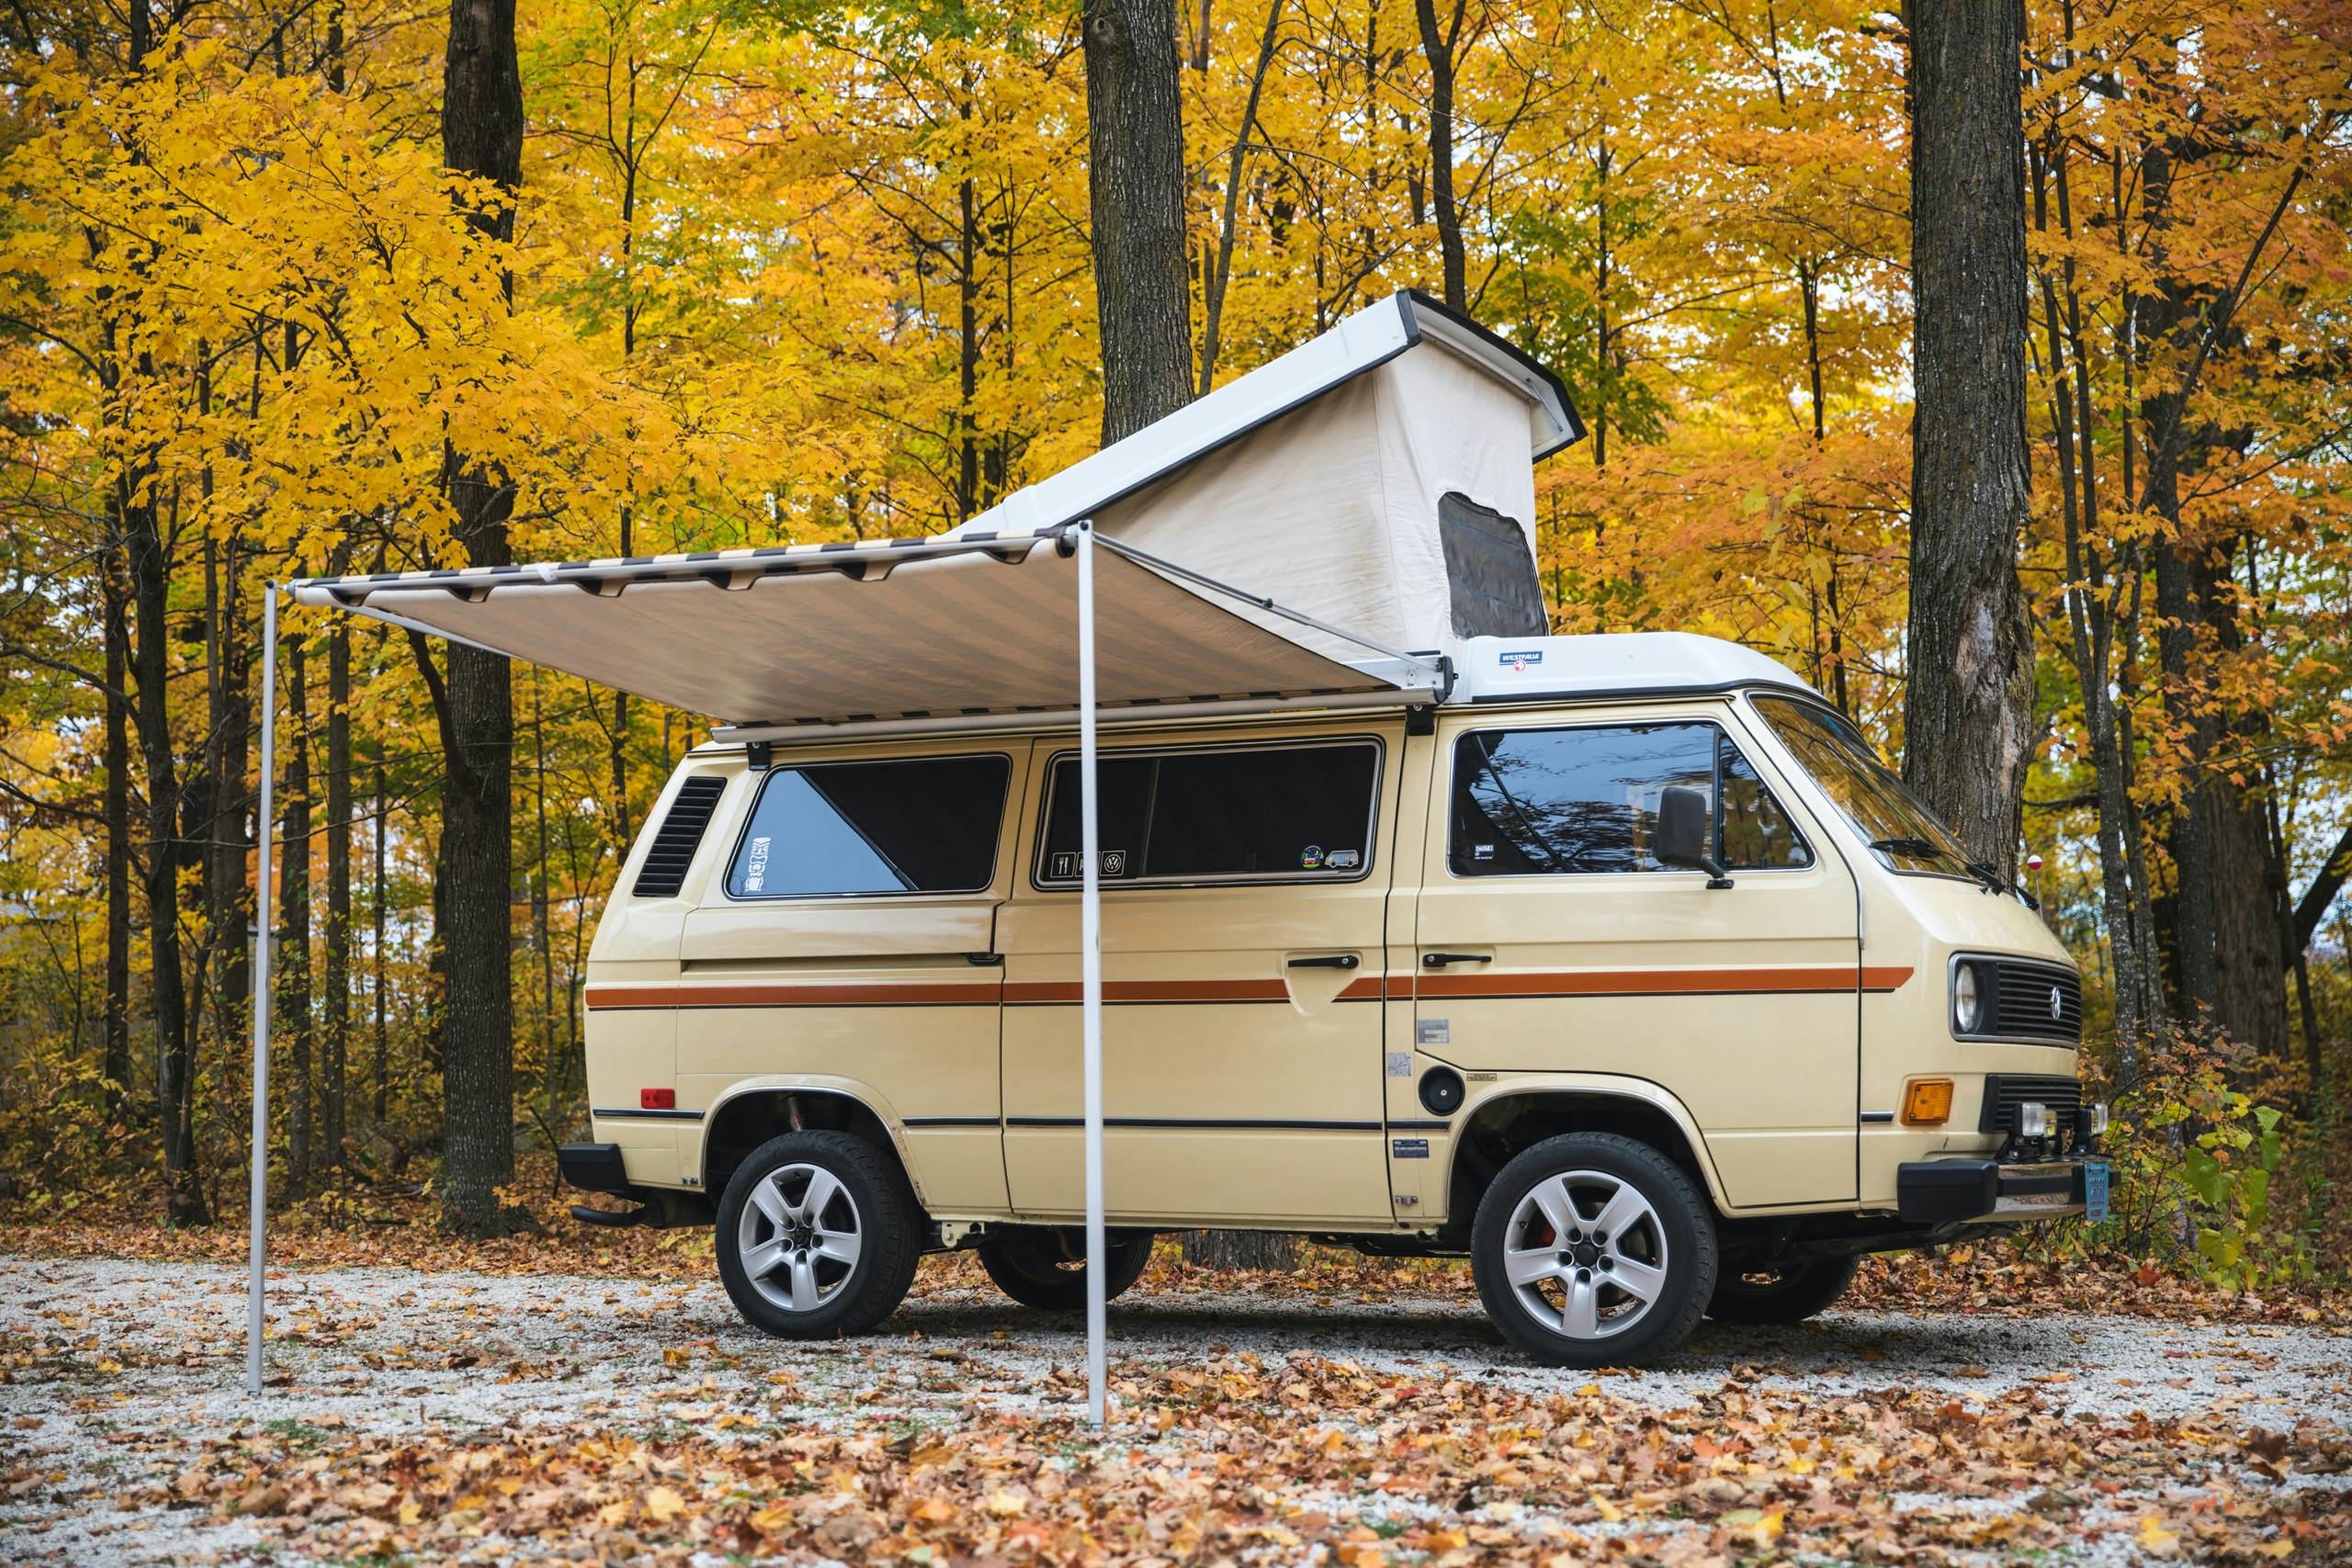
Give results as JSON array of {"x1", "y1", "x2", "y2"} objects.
[{"x1": 1748, "y1": 695, "x2": 1973, "y2": 874}]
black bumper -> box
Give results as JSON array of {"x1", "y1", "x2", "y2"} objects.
[
  {"x1": 559, "y1": 1142, "x2": 632, "y2": 1194},
  {"x1": 1897, "y1": 1156, "x2": 2102, "y2": 1224}
]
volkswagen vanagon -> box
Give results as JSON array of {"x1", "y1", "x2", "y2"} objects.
[{"x1": 560, "y1": 629, "x2": 2107, "y2": 1366}]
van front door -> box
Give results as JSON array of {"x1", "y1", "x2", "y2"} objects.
[
  {"x1": 1410, "y1": 708, "x2": 1862, "y2": 1211},
  {"x1": 997, "y1": 726, "x2": 1403, "y2": 1227}
]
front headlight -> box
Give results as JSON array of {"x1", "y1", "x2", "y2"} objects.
[{"x1": 1952, "y1": 962, "x2": 1984, "y2": 1034}]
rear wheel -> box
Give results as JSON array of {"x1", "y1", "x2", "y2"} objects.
[
  {"x1": 1706, "y1": 1256, "x2": 1859, "y2": 1325},
  {"x1": 1471, "y1": 1133, "x2": 1716, "y2": 1367},
  {"x1": 978, "y1": 1227, "x2": 1155, "y2": 1312},
  {"x1": 717, "y1": 1131, "x2": 921, "y2": 1339}
]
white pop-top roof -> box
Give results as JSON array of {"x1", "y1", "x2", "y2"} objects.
[
  {"x1": 951, "y1": 292, "x2": 1585, "y2": 667},
  {"x1": 1451, "y1": 634, "x2": 1821, "y2": 703}
]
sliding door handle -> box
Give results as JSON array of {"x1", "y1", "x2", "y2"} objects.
[
  {"x1": 1422, "y1": 952, "x2": 1493, "y2": 968},
  {"x1": 1286, "y1": 953, "x2": 1361, "y2": 970}
]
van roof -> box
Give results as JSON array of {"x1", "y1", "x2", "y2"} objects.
[
  {"x1": 681, "y1": 632, "x2": 1820, "y2": 754},
  {"x1": 1452, "y1": 634, "x2": 1821, "y2": 703}
]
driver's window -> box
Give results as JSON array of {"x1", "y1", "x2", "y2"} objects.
[{"x1": 1450, "y1": 723, "x2": 1810, "y2": 877}]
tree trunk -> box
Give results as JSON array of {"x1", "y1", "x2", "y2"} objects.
[
  {"x1": 278, "y1": 631, "x2": 313, "y2": 1194},
  {"x1": 101, "y1": 544, "x2": 131, "y2": 1120},
  {"x1": 436, "y1": 0, "x2": 526, "y2": 1234},
  {"x1": 325, "y1": 617, "x2": 352, "y2": 1170},
  {"x1": 1900, "y1": 0, "x2": 2036, "y2": 878},
  {"x1": 123, "y1": 483, "x2": 205, "y2": 1224},
  {"x1": 1082, "y1": 0, "x2": 1193, "y2": 444},
  {"x1": 372, "y1": 746, "x2": 390, "y2": 1124},
  {"x1": 1413, "y1": 0, "x2": 1465, "y2": 310}
]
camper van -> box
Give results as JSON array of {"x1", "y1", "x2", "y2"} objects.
[{"x1": 317, "y1": 291, "x2": 2098, "y2": 1367}]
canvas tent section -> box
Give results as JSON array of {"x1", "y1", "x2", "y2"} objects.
[{"x1": 947, "y1": 291, "x2": 1582, "y2": 667}]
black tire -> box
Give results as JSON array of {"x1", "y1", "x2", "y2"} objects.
[
  {"x1": 978, "y1": 1227, "x2": 1155, "y2": 1312},
  {"x1": 1471, "y1": 1133, "x2": 1717, "y2": 1367},
  {"x1": 1706, "y1": 1255, "x2": 1859, "y2": 1325},
  {"x1": 716, "y1": 1131, "x2": 922, "y2": 1339}
]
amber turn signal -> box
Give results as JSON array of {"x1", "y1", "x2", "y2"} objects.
[{"x1": 1902, "y1": 1078, "x2": 1954, "y2": 1126}]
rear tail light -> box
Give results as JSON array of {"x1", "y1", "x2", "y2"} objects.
[
  {"x1": 1903, "y1": 1078, "x2": 1954, "y2": 1126},
  {"x1": 641, "y1": 1088, "x2": 676, "y2": 1111}
]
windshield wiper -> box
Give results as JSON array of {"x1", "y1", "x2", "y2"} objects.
[{"x1": 1868, "y1": 835, "x2": 1950, "y2": 861}]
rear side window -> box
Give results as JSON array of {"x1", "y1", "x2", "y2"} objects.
[
  {"x1": 1035, "y1": 740, "x2": 1381, "y2": 886},
  {"x1": 1451, "y1": 723, "x2": 1808, "y2": 875},
  {"x1": 726, "y1": 754, "x2": 1010, "y2": 897}
]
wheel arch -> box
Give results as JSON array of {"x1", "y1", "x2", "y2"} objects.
[
  {"x1": 1445, "y1": 1079, "x2": 1731, "y2": 1228},
  {"x1": 699, "y1": 1078, "x2": 921, "y2": 1205}
]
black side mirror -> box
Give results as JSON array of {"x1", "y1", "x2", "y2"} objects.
[{"x1": 1655, "y1": 785, "x2": 1733, "y2": 888}]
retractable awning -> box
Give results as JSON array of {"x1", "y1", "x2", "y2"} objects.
[{"x1": 286, "y1": 526, "x2": 1444, "y2": 732}]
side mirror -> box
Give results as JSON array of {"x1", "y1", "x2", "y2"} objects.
[{"x1": 1655, "y1": 786, "x2": 1733, "y2": 888}]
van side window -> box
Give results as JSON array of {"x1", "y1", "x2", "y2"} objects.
[
  {"x1": 1450, "y1": 724, "x2": 1808, "y2": 876},
  {"x1": 1036, "y1": 741, "x2": 1380, "y2": 886},
  {"x1": 726, "y1": 755, "x2": 1010, "y2": 897}
]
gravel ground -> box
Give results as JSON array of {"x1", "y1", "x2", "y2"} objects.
[{"x1": 5, "y1": 1254, "x2": 2347, "y2": 1564}]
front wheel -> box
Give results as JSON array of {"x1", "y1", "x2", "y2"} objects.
[
  {"x1": 717, "y1": 1131, "x2": 922, "y2": 1339},
  {"x1": 978, "y1": 1227, "x2": 1155, "y2": 1312},
  {"x1": 1471, "y1": 1133, "x2": 1717, "y2": 1366},
  {"x1": 1706, "y1": 1256, "x2": 1859, "y2": 1325}
]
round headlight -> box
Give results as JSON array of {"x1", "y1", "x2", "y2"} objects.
[{"x1": 1952, "y1": 963, "x2": 1983, "y2": 1033}]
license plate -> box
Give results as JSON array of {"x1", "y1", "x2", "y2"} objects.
[{"x1": 2083, "y1": 1160, "x2": 2110, "y2": 1224}]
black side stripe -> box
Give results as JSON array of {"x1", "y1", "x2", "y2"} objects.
[
  {"x1": 902, "y1": 1116, "x2": 1002, "y2": 1128},
  {"x1": 592, "y1": 1106, "x2": 705, "y2": 1122}
]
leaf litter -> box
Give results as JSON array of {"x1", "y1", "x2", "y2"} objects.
[{"x1": 2, "y1": 1249, "x2": 2346, "y2": 1565}]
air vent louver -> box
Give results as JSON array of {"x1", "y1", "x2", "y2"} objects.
[{"x1": 632, "y1": 774, "x2": 728, "y2": 898}]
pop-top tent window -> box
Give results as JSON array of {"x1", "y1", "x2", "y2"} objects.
[{"x1": 247, "y1": 290, "x2": 1582, "y2": 1422}]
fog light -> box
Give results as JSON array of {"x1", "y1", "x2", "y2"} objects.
[
  {"x1": 1903, "y1": 1078, "x2": 1954, "y2": 1126},
  {"x1": 2087, "y1": 1101, "x2": 2109, "y2": 1136},
  {"x1": 1952, "y1": 963, "x2": 1984, "y2": 1033},
  {"x1": 2018, "y1": 1101, "x2": 2049, "y2": 1139}
]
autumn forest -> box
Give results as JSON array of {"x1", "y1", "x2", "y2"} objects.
[{"x1": 2, "y1": 0, "x2": 2349, "y2": 1281}]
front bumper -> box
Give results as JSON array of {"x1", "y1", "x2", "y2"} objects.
[{"x1": 1897, "y1": 1156, "x2": 2104, "y2": 1224}]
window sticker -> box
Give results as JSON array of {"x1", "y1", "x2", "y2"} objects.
[
  {"x1": 742, "y1": 836, "x2": 772, "y2": 894},
  {"x1": 1047, "y1": 849, "x2": 1130, "y2": 880},
  {"x1": 1299, "y1": 844, "x2": 1326, "y2": 869},
  {"x1": 1326, "y1": 848, "x2": 1361, "y2": 871}
]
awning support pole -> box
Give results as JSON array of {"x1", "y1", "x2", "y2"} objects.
[
  {"x1": 1076, "y1": 520, "x2": 1107, "y2": 1430},
  {"x1": 246, "y1": 581, "x2": 278, "y2": 1397}
]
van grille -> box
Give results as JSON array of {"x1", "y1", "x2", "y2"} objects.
[
  {"x1": 632, "y1": 775, "x2": 728, "y2": 898},
  {"x1": 1978, "y1": 1073, "x2": 2086, "y2": 1141},
  {"x1": 1963, "y1": 957, "x2": 2083, "y2": 1043}
]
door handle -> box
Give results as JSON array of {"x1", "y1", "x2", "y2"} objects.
[
  {"x1": 1287, "y1": 953, "x2": 1361, "y2": 970},
  {"x1": 1422, "y1": 952, "x2": 1493, "y2": 968}
]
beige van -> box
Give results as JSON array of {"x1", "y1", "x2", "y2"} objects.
[{"x1": 560, "y1": 630, "x2": 2107, "y2": 1366}]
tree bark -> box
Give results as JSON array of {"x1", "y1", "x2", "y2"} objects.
[
  {"x1": 1082, "y1": 0, "x2": 1193, "y2": 443},
  {"x1": 278, "y1": 631, "x2": 312, "y2": 1193},
  {"x1": 325, "y1": 616, "x2": 352, "y2": 1170},
  {"x1": 1899, "y1": 0, "x2": 2036, "y2": 878},
  {"x1": 1413, "y1": 0, "x2": 1466, "y2": 310},
  {"x1": 101, "y1": 543, "x2": 131, "y2": 1120},
  {"x1": 437, "y1": 0, "x2": 525, "y2": 1233}
]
